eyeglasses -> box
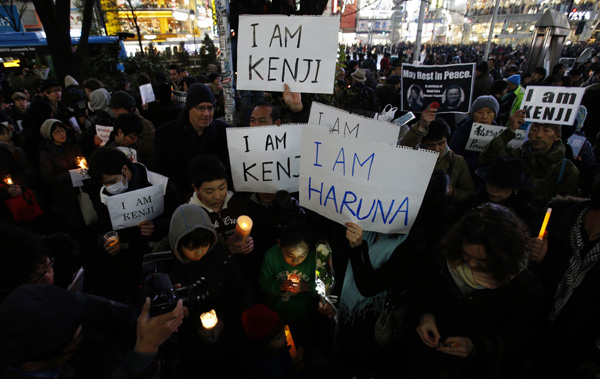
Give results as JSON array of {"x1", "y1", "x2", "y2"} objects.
[
  {"x1": 52, "y1": 128, "x2": 67, "y2": 135},
  {"x1": 30, "y1": 257, "x2": 54, "y2": 283},
  {"x1": 194, "y1": 105, "x2": 215, "y2": 112}
]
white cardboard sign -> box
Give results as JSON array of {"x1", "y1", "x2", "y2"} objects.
[
  {"x1": 308, "y1": 102, "x2": 400, "y2": 143},
  {"x1": 227, "y1": 124, "x2": 304, "y2": 193},
  {"x1": 105, "y1": 184, "x2": 164, "y2": 230},
  {"x1": 139, "y1": 83, "x2": 155, "y2": 105},
  {"x1": 96, "y1": 125, "x2": 113, "y2": 147},
  {"x1": 521, "y1": 85, "x2": 586, "y2": 126},
  {"x1": 69, "y1": 168, "x2": 90, "y2": 187},
  {"x1": 236, "y1": 15, "x2": 340, "y2": 94},
  {"x1": 299, "y1": 126, "x2": 438, "y2": 234},
  {"x1": 466, "y1": 123, "x2": 528, "y2": 152}
]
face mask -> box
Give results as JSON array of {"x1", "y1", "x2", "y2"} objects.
[{"x1": 105, "y1": 174, "x2": 128, "y2": 195}]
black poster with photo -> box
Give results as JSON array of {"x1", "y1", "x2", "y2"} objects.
[{"x1": 401, "y1": 63, "x2": 476, "y2": 114}]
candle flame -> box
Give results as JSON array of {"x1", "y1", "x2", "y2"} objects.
[
  {"x1": 76, "y1": 157, "x2": 88, "y2": 170},
  {"x1": 200, "y1": 309, "x2": 218, "y2": 329},
  {"x1": 4, "y1": 176, "x2": 13, "y2": 185}
]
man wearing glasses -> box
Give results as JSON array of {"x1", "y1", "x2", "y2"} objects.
[{"x1": 154, "y1": 83, "x2": 233, "y2": 198}]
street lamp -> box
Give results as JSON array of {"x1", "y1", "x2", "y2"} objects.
[{"x1": 189, "y1": 10, "x2": 196, "y2": 53}]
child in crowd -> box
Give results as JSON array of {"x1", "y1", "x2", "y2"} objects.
[
  {"x1": 241, "y1": 304, "x2": 302, "y2": 378},
  {"x1": 188, "y1": 154, "x2": 254, "y2": 255},
  {"x1": 259, "y1": 222, "x2": 317, "y2": 331}
]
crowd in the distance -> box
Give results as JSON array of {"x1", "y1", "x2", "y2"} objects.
[{"x1": 1, "y1": 41, "x2": 600, "y2": 379}]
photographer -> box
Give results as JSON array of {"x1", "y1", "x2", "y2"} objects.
[
  {"x1": 150, "y1": 203, "x2": 245, "y2": 378},
  {"x1": 0, "y1": 284, "x2": 183, "y2": 379}
]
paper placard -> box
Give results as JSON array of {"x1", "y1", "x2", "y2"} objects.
[
  {"x1": 116, "y1": 146, "x2": 138, "y2": 163},
  {"x1": 299, "y1": 126, "x2": 438, "y2": 234},
  {"x1": 69, "y1": 168, "x2": 90, "y2": 187},
  {"x1": 237, "y1": 15, "x2": 340, "y2": 94},
  {"x1": 401, "y1": 63, "x2": 475, "y2": 113},
  {"x1": 521, "y1": 86, "x2": 586, "y2": 126},
  {"x1": 465, "y1": 123, "x2": 528, "y2": 152},
  {"x1": 227, "y1": 124, "x2": 304, "y2": 193},
  {"x1": 567, "y1": 134, "x2": 586, "y2": 157},
  {"x1": 172, "y1": 90, "x2": 186, "y2": 104},
  {"x1": 16, "y1": 119, "x2": 22, "y2": 131},
  {"x1": 105, "y1": 184, "x2": 165, "y2": 230},
  {"x1": 69, "y1": 117, "x2": 81, "y2": 133},
  {"x1": 308, "y1": 102, "x2": 400, "y2": 143},
  {"x1": 96, "y1": 125, "x2": 113, "y2": 147},
  {"x1": 139, "y1": 83, "x2": 155, "y2": 105}
]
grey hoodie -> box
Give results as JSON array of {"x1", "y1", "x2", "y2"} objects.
[{"x1": 169, "y1": 204, "x2": 218, "y2": 263}]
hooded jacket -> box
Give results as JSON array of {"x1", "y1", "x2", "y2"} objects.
[
  {"x1": 480, "y1": 127, "x2": 580, "y2": 208},
  {"x1": 169, "y1": 203, "x2": 218, "y2": 263}
]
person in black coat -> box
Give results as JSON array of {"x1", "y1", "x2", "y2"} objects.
[{"x1": 154, "y1": 83, "x2": 232, "y2": 198}]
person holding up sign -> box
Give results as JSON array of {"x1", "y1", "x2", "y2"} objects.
[
  {"x1": 479, "y1": 110, "x2": 580, "y2": 209},
  {"x1": 399, "y1": 107, "x2": 475, "y2": 207},
  {"x1": 88, "y1": 147, "x2": 182, "y2": 306},
  {"x1": 449, "y1": 95, "x2": 500, "y2": 173}
]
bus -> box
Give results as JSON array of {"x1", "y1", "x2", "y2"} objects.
[{"x1": 0, "y1": 32, "x2": 127, "y2": 74}]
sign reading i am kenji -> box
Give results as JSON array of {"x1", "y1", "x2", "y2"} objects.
[
  {"x1": 521, "y1": 85, "x2": 586, "y2": 126},
  {"x1": 299, "y1": 126, "x2": 437, "y2": 234},
  {"x1": 227, "y1": 124, "x2": 304, "y2": 193},
  {"x1": 237, "y1": 15, "x2": 340, "y2": 94},
  {"x1": 308, "y1": 102, "x2": 400, "y2": 143}
]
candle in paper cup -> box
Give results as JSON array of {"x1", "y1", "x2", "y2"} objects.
[
  {"x1": 235, "y1": 215, "x2": 253, "y2": 239},
  {"x1": 103, "y1": 231, "x2": 119, "y2": 247},
  {"x1": 287, "y1": 273, "x2": 300, "y2": 284},
  {"x1": 200, "y1": 309, "x2": 218, "y2": 329},
  {"x1": 284, "y1": 325, "x2": 298, "y2": 360},
  {"x1": 3, "y1": 175, "x2": 13, "y2": 186}
]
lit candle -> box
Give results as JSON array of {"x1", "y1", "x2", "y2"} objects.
[
  {"x1": 3, "y1": 175, "x2": 13, "y2": 186},
  {"x1": 284, "y1": 325, "x2": 298, "y2": 360},
  {"x1": 76, "y1": 156, "x2": 88, "y2": 170},
  {"x1": 538, "y1": 208, "x2": 552, "y2": 239},
  {"x1": 287, "y1": 273, "x2": 300, "y2": 284},
  {"x1": 200, "y1": 309, "x2": 218, "y2": 329},
  {"x1": 234, "y1": 215, "x2": 253, "y2": 240}
]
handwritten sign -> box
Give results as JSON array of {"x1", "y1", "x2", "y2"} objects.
[
  {"x1": 308, "y1": 102, "x2": 400, "y2": 143},
  {"x1": 401, "y1": 63, "x2": 475, "y2": 113},
  {"x1": 139, "y1": 83, "x2": 155, "y2": 105},
  {"x1": 105, "y1": 184, "x2": 164, "y2": 230},
  {"x1": 299, "y1": 126, "x2": 437, "y2": 234},
  {"x1": 96, "y1": 125, "x2": 113, "y2": 147},
  {"x1": 522, "y1": 86, "x2": 585, "y2": 126},
  {"x1": 237, "y1": 15, "x2": 340, "y2": 94},
  {"x1": 227, "y1": 124, "x2": 304, "y2": 193},
  {"x1": 466, "y1": 123, "x2": 528, "y2": 152}
]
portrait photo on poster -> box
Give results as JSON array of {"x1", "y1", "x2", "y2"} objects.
[{"x1": 401, "y1": 63, "x2": 475, "y2": 114}]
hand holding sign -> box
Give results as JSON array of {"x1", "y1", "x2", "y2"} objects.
[
  {"x1": 345, "y1": 222, "x2": 363, "y2": 248},
  {"x1": 418, "y1": 106, "x2": 437, "y2": 131},
  {"x1": 283, "y1": 83, "x2": 303, "y2": 113},
  {"x1": 508, "y1": 110, "x2": 526, "y2": 132}
]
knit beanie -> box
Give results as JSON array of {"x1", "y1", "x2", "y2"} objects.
[
  {"x1": 242, "y1": 304, "x2": 283, "y2": 342},
  {"x1": 64, "y1": 75, "x2": 79, "y2": 87},
  {"x1": 0, "y1": 284, "x2": 83, "y2": 366},
  {"x1": 11, "y1": 92, "x2": 27, "y2": 101},
  {"x1": 40, "y1": 118, "x2": 63, "y2": 141},
  {"x1": 185, "y1": 83, "x2": 215, "y2": 110},
  {"x1": 506, "y1": 74, "x2": 521, "y2": 85},
  {"x1": 110, "y1": 90, "x2": 136, "y2": 111},
  {"x1": 471, "y1": 95, "x2": 499, "y2": 117}
]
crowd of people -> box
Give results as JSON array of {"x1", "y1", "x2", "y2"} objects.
[{"x1": 1, "y1": 41, "x2": 600, "y2": 379}]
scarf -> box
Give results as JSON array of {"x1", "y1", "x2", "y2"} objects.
[
  {"x1": 549, "y1": 207, "x2": 600, "y2": 321},
  {"x1": 338, "y1": 231, "x2": 408, "y2": 324}
]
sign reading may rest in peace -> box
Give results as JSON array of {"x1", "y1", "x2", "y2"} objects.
[{"x1": 237, "y1": 15, "x2": 340, "y2": 94}]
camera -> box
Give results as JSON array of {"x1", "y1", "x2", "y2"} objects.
[{"x1": 142, "y1": 272, "x2": 210, "y2": 317}]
